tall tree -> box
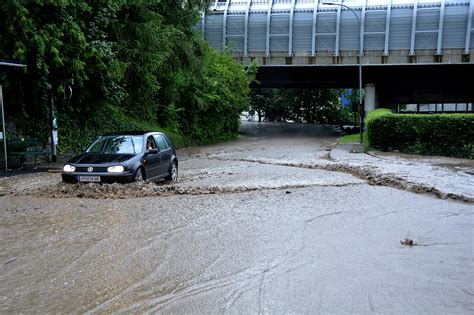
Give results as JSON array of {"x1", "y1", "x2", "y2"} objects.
[
  {"x1": 249, "y1": 88, "x2": 344, "y2": 124},
  {"x1": 0, "y1": 0, "x2": 254, "y2": 153}
]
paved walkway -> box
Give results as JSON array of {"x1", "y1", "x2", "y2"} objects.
[{"x1": 330, "y1": 143, "x2": 474, "y2": 202}]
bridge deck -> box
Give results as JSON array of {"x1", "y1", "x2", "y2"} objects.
[{"x1": 201, "y1": 0, "x2": 474, "y2": 65}]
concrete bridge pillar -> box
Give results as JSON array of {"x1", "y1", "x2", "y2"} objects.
[{"x1": 365, "y1": 83, "x2": 377, "y2": 112}]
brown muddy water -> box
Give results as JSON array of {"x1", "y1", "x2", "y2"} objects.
[{"x1": 1, "y1": 122, "x2": 473, "y2": 313}]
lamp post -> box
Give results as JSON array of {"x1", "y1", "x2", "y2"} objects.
[{"x1": 323, "y1": 2, "x2": 363, "y2": 143}]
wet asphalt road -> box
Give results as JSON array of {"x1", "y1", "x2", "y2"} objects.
[{"x1": 1, "y1": 122, "x2": 473, "y2": 313}]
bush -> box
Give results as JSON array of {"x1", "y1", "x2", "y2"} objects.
[
  {"x1": 365, "y1": 108, "x2": 392, "y2": 126},
  {"x1": 57, "y1": 103, "x2": 187, "y2": 155},
  {"x1": 366, "y1": 109, "x2": 474, "y2": 158}
]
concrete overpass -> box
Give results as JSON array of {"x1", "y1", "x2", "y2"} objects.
[
  {"x1": 254, "y1": 63, "x2": 474, "y2": 108},
  {"x1": 200, "y1": 0, "x2": 474, "y2": 109}
]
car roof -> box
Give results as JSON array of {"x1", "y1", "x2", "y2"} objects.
[{"x1": 101, "y1": 131, "x2": 165, "y2": 136}]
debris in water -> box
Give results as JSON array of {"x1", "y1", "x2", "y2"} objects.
[
  {"x1": 400, "y1": 238, "x2": 416, "y2": 246},
  {"x1": 4, "y1": 258, "x2": 17, "y2": 265}
]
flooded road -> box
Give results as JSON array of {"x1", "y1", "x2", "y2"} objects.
[{"x1": 1, "y1": 123, "x2": 473, "y2": 313}]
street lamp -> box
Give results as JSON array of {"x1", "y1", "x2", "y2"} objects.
[{"x1": 323, "y1": 2, "x2": 363, "y2": 143}]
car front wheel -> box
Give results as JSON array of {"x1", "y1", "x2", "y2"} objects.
[{"x1": 134, "y1": 167, "x2": 144, "y2": 182}]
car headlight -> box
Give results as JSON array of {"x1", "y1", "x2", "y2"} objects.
[
  {"x1": 107, "y1": 165, "x2": 125, "y2": 173},
  {"x1": 63, "y1": 165, "x2": 76, "y2": 172}
]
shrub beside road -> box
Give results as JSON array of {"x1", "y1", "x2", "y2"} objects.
[{"x1": 364, "y1": 109, "x2": 474, "y2": 158}]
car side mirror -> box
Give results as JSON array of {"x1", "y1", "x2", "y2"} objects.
[{"x1": 146, "y1": 148, "x2": 159, "y2": 155}]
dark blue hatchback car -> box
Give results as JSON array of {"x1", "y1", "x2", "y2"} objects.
[{"x1": 61, "y1": 131, "x2": 178, "y2": 183}]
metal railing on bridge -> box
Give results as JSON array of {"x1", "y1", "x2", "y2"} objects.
[{"x1": 199, "y1": 0, "x2": 474, "y2": 64}]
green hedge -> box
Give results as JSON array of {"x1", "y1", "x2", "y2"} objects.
[
  {"x1": 366, "y1": 109, "x2": 474, "y2": 158},
  {"x1": 57, "y1": 104, "x2": 187, "y2": 156}
]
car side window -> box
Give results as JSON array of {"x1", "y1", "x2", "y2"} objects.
[
  {"x1": 154, "y1": 135, "x2": 170, "y2": 151},
  {"x1": 163, "y1": 136, "x2": 172, "y2": 148},
  {"x1": 146, "y1": 136, "x2": 157, "y2": 151}
]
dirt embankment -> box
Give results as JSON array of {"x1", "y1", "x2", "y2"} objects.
[{"x1": 321, "y1": 163, "x2": 473, "y2": 204}]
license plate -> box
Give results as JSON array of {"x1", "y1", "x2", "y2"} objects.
[{"x1": 79, "y1": 176, "x2": 101, "y2": 182}]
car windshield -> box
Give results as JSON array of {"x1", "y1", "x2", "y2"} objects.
[{"x1": 86, "y1": 135, "x2": 144, "y2": 155}]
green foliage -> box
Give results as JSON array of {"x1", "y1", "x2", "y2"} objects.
[
  {"x1": 367, "y1": 110, "x2": 474, "y2": 158},
  {"x1": 337, "y1": 104, "x2": 356, "y2": 126},
  {"x1": 340, "y1": 89, "x2": 362, "y2": 126},
  {"x1": 195, "y1": 46, "x2": 254, "y2": 142},
  {"x1": 0, "y1": 0, "x2": 253, "y2": 154},
  {"x1": 339, "y1": 132, "x2": 367, "y2": 144},
  {"x1": 250, "y1": 88, "x2": 343, "y2": 124},
  {"x1": 365, "y1": 108, "x2": 393, "y2": 125},
  {"x1": 57, "y1": 103, "x2": 185, "y2": 154}
]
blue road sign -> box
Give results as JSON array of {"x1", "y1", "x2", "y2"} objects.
[{"x1": 341, "y1": 89, "x2": 352, "y2": 108}]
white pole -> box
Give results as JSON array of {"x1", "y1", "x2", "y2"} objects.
[{"x1": 0, "y1": 85, "x2": 7, "y2": 171}]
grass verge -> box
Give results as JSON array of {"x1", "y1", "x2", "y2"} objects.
[{"x1": 339, "y1": 132, "x2": 368, "y2": 144}]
